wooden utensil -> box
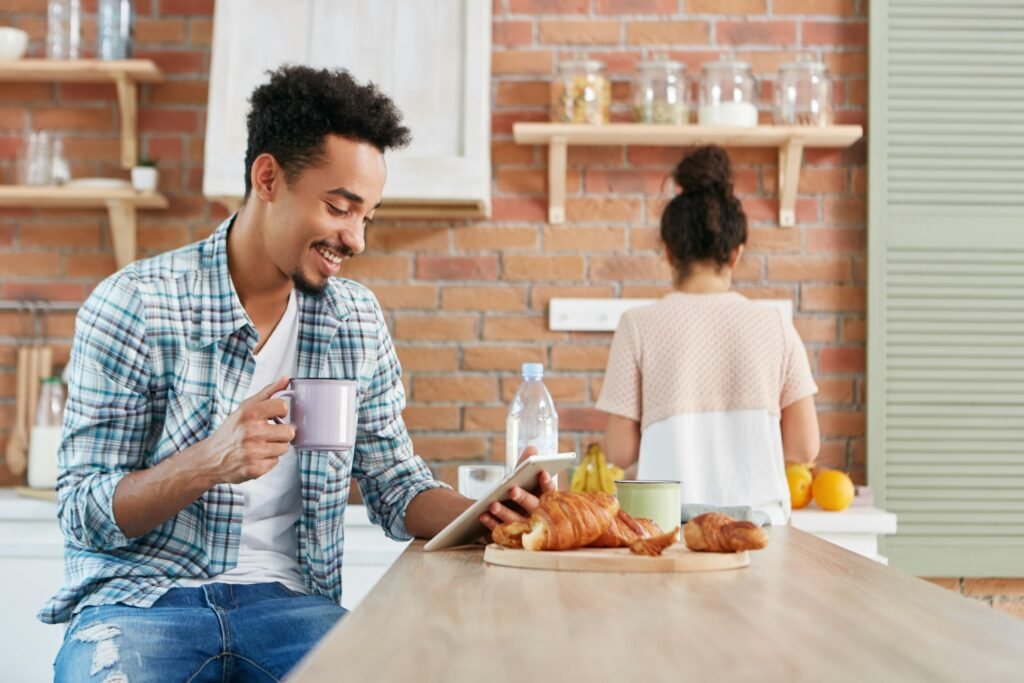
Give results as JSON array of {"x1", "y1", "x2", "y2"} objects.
[
  {"x1": 5, "y1": 347, "x2": 30, "y2": 476},
  {"x1": 483, "y1": 543, "x2": 750, "y2": 573}
]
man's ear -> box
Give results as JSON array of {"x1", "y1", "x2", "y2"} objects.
[{"x1": 250, "y1": 153, "x2": 280, "y2": 202}]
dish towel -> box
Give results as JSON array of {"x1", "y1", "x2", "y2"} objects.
[{"x1": 680, "y1": 503, "x2": 772, "y2": 527}]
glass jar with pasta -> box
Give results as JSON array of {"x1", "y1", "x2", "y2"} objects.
[
  {"x1": 632, "y1": 55, "x2": 688, "y2": 124},
  {"x1": 551, "y1": 58, "x2": 611, "y2": 124}
]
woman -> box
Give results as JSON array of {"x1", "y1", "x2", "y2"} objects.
[{"x1": 596, "y1": 145, "x2": 820, "y2": 524}]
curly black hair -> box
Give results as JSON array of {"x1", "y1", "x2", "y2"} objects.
[
  {"x1": 243, "y1": 65, "x2": 412, "y2": 197},
  {"x1": 660, "y1": 145, "x2": 748, "y2": 280}
]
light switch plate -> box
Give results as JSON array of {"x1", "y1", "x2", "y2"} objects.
[{"x1": 548, "y1": 297, "x2": 793, "y2": 331}]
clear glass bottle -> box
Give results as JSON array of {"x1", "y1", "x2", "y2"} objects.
[
  {"x1": 51, "y1": 133, "x2": 71, "y2": 185},
  {"x1": 28, "y1": 377, "x2": 65, "y2": 490},
  {"x1": 46, "y1": 0, "x2": 81, "y2": 60},
  {"x1": 505, "y1": 363, "x2": 558, "y2": 474},
  {"x1": 98, "y1": 0, "x2": 133, "y2": 60},
  {"x1": 774, "y1": 56, "x2": 833, "y2": 126},
  {"x1": 697, "y1": 58, "x2": 759, "y2": 127},
  {"x1": 632, "y1": 55, "x2": 688, "y2": 124},
  {"x1": 550, "y1": 57, "x2": 610, "y2": 125}
]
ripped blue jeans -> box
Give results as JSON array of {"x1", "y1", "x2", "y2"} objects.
[{"x1": 54, "y1": 583, "x2": 347, "y2": 683}]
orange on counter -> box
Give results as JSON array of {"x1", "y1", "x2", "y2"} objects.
[
  {"x1": 811, "y1": 469, "x2": 855, "y2": 512},
  {"x1": 786, "y1": 463, "x2": 814, "y2": 509}
]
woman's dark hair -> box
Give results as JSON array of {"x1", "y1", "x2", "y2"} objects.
[
  {"x1": 660, "y1": 145, "x2": 748, "y2": 279},
  {"x1": 243, "y1": 65, "x2": 412, "y2": 197}
]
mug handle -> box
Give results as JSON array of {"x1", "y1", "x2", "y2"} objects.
[{"x1": 269, "y1": 389, "x2": 296, "y2": 425}]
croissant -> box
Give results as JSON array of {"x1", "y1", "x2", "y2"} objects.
[
  {"x1": 682, "y1": 512, "x2": 768, "y2": 553},
  {"x1": 521, "y1": 491, "x2": 620, "y2": 551},
  {"x1": 589, "y1": 510, "x2": 662, "y2": 548}
]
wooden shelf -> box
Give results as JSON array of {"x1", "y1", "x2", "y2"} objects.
[
  {"x1": 0, "y1": 59, "x2": 164, "y2": 168},
  {"x1": 0, "y1": 185, "x2": 169, "y2": 269},
  {"x1": 513, "y1": 123, "x2": 863, "y2": 227}
]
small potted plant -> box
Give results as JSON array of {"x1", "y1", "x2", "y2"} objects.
[{"x1": 131, "y1": 158, "x2": 158, "y2": 192}]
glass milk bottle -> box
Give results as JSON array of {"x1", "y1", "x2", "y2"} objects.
[
  {"x1": 28, "y1": 377, "x2": 66, "y2": 490},
  {"x1": 46, "y1": 0, "x2": 81, "y2": 60},
  {"x1": 505, "y1": 363, "x2": 558, "y2": 474}
]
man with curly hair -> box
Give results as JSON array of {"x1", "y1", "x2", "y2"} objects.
[{"x1": 44, "y1": 65, "x2": 552, "y2": 681}]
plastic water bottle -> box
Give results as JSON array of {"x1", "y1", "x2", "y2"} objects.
[
  {"x1": 505, "y1": 363, "x2": 558, "y2": 474},
  {"x1": 46, "y1": 0, "x2": 81, "y2": 60},
  {"x1": 98, "y1": 0, "x2": 132, "y2": 60}
]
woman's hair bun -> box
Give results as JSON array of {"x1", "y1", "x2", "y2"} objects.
[{"x1": 673, "y1": 145, "x2": 733, "y2": 194}]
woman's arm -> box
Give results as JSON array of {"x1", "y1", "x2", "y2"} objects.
[
  {"x1": 604, "y1": 413, "x2": 641, "y2": 471},
  {"x1": 781, "y1": 396, "x2": 820, "y2": 464}
]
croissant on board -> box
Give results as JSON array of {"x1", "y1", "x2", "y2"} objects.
[
  {"x1": 492, "y1": 491, "x2": 678, "y2": 556},
  {"x1": 682, "y1": 512, "x2": 769, "y2": 553}
]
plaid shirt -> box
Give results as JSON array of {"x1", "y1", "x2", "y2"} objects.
[{"x1": 39, "y1": 216, "x2": 447, "y2": 624}]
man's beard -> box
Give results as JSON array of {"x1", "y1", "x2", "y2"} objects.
[{"x1": 291, "y1": 271, "x2": 329, "y2": 297}]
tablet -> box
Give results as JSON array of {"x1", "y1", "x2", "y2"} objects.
[{"x1": 423, "y1": 452, "x2": 577, "y2": 551}]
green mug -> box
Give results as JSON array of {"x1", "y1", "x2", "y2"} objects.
[{"x1": 614, "y1": 480, "x2": 681, "y2": 535}]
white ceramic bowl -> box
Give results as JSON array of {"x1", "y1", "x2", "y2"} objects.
[{"x1": 0, "y1": 27, "x2": 29, "y2": 60}]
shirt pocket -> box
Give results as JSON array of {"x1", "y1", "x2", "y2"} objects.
[{"x1": 152, "y1": 387, "x2": 213, "y2": 464}]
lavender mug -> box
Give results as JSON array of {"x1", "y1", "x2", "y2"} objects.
[{"x1": 272, "y1": 379, "x2": 358, "y2": 451}]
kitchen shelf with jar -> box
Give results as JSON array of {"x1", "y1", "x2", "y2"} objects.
[
  {"x1": 0, "y1": 58, "x2": 166, "y2": 269},
  {"x1": 513, "y1": 123, "x2": 863, "y2": 227},
  {"x1": 0, "y1": 185, "x2": 168, "y2": 269},
  {"x1": 0, "y1": 59, "x2": 163, "y2": 169}
]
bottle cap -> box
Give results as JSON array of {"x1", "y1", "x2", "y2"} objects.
[
  {"x1": 521, "y1": 362, "x2": 544, "y2": 379},
  {"x1": 42, "y1": 376, "x2": 63, "y2": 384}
]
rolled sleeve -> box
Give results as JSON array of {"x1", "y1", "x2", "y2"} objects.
[
  {"x1": 57, "y1": 275, "x2": 153, "y2": 551},
  {"x1": 352, "y1": 300, "x2": 448, "y2": 541}
]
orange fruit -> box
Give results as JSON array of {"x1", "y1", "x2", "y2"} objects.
[
  {"x1": 811, "y1": 469, "x2": 855, "y2": 511},
  {"x1": 786, "y1": 464, "x2": 814, "y2": 509}
]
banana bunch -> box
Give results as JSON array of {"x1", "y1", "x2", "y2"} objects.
[{"x1": 570, "y1": 443, "x2": 625, "y2": 494}]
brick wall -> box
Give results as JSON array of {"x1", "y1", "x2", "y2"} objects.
[{"x1": 0, "y1": 0, "x2": 1020, "y2": 609}]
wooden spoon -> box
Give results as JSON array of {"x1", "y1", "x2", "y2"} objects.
[{"x1": 5, "y1": 347, "x2": 30, "y2": 476}]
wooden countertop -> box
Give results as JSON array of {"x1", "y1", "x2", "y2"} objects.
[{"x1": 288, "y1": 527, "x2": 1024, "y2": 682}]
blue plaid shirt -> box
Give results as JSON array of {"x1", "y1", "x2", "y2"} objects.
[{"x1": 39, "y1": 216, "x2": 447, "y2": 624}]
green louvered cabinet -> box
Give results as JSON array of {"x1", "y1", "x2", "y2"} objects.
[{"x1": 869, "y1": 0, "x2": 1024, "y2": 575}]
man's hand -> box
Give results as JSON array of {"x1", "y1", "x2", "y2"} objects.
[
  {"x1": 202, "y1": 376, "x2": 296, "y2": 484},
  {"x1": 478, "y1": 446, "x2": 557, "y2": 531}
]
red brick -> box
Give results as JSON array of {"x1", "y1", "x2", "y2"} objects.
[
  {"x1": 0, "y1": 107, "x2": 24, "y2": 129},
  {"x1": 496, "y1": 81, "x2": 550, "y2": 107},
  {"x1": 492, "y1": 50, "x2": 555, "y2": 75},
  {"x1": 807, "y1": 228, "x2": 865, "y2": 253},
  {"x1": 824, "y1": 198, "x2": 866, "y2": 225},
  {"x1": 395, "y1": 346, "x2": 459, "y2": 372},
  {"x1": 497, "y1": 168, "x2": 547, "y2": 194},
  {"x1": 137, "y1": 224, "x2": 190, "y2": 252},
  {"x1": 626, "y1": 21, "x2": 710, "y2": 45},
  {"x1": 189, "y1": 18, "x2": 213, "y2": 45},
  {"x1": 590, "y1": 255, "x2": 673, "y2": 282},
  {"x1": 508, "y1": 0, "x2": 588, "y2": 12},
  {"x1": 774, "y1": 0, "x2": 855, "y2": 14},
  {"x1": 768, "y1": 255, "x2": 852, "y2": 282},
  {"x1": 585, "y1": 169, "x2": 674, "y2": 195},
  {"x1": 504, "y1": 255, "x2": 585, "y2": 281},
  {"x1": 732, "y1": 254, "x2": 764, "y2": 282},
  {"x1": 630, "y1": 226, "x2": 661, "y2": 252},
  {"x1": 568, "y1": 146, "x2": 624, "y2": 165},
  {"x1": 993, "y1": 601, "x2": 1024, "y2": 619},
  {"x1": 0, "y1": 282, "x2": 89, "y2": 301},
  {"x1": 463, "y1": 345, "x2": 546, "y2": 371},
  {"x1": 742, "y1": 198, "x2": 818, "y2": 225},
  {"x1": 824, "y1": 52, "x2": 868, "y2": 76},
  {"x1": 565, "y1": 198, "x2": 643, "y2": 223},
  {"x1": 414, "y1": 376, "x2": 498, "y2": 403},
  {"x1": 394, "y1": 316, "x2": 478, "y2": 341},
  {"x1": 483, "y1": 316, "x2": 566, "y2": 342},
  {"x1": 492, "y1": 141, "x2": 535, "y2": 165},
  {"x1": 800, "y1": 167, "x2": 848, "y2": 194},
  {"x1": 133, "y1": 49, "x2": 207, "y2": 74},
  {"x1": 403, "y1": 406, "x2": 462, "y2": 431},
  {"x1": 134, "y1": 18, "x2": 187, "y2": 44},
  {"x1": 0, "y1": 253, "x2": 61, "y2": 277},
  {"x1": 492, "y1": 109, "x2": 547, "y2": 136},
  {"x1": 413, "y1": 436, "x2": 490, "y2": 461},
  {"x1": 551, "y1": 345, "x2": 610, "y2": 371},
  {"x1": 530, "y1": 286, "x2": 616, "y2": 310},
  {"x1": 502, "y1": 376, "x2": 588, "y2": 403},
  {"x1": 718, "y1": 21, "x2": 797, "y2": 45},
  {"x1": 842, "y1": 318, "x2": 866, "y2": 343},
  {"x1": 365, "y1": 226, "x2": 449, "y2": 253},
  {"x1": 0, "y1": 84, "x2": 53, "y2": 102},
  {"x1": 464, "y1": 407, "x2": 509, "y2": 431},
  {"x1": 544, "y1": 226, "x2": 625, "y2": 252},
  {"x1": 691, "y1": 0, "x2": 766, "y2": 11},
  {"x1": 491, "y1": 198, "x2": 548, "y2": 222},
  {"x1": 594, "y1": 0, "x2": 676, "y2": 12},
  {"x1": 802, "y1": 285, "x2": 865, "y2": 312},
  {"x1": 494, "y1": 21, "x2": 534, "y2": 46},
  {"x1": 819, "y1": 347, "x2": 865, "y2": 373},
  {"x1": 149, "y1": 81, "x2": 209, "y2": 105},
  {"x1": 818, "y1": 410, "x2": 864, "y2": 437},
  {"x1": 372, "y1": 285, "x2": 438, "y2": 310},
  {"x1": 138, "y1": 108, "x2": 199, "y2": 133},
  {"x1": 793, "y1": 315, "x2": 837, "y2": 344},
  {"x1": 803, "y1": 21, "x2": 868, "y2": 47},
  {"x1": 442, "y1": 286, "x2": 527, "y2": 311},
  {"x1": 539, "y1": 20, "x2": 621, "y2": 44},
  {"x1": 963, "y1": 579, "x2": 1024, "y2": 598},
  {"x1": 160, "y1": 0, "x2": 214, "y2": 14},
  {"x1": 815, "y1": 377, "x2": 854, "y2": 405},
  {"x1": 416, "y1": 256, "x2": 499, "y2": 281},
  {"x1": 32, "y1": 107, "x2": 114, "y2": 131},
  {"x1": 454, "y1": 226, "x2": 538, "y2": 251},
  {"x1": 146, "y1": 136, "x2": 184, "y2": 162},
  {"x1": 19, "y1": 222, "x2": 102, "y2": 249}
]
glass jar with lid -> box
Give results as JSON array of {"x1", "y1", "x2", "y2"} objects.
[
  {"x1": 550, "y1": 57, "x2": 611, "y2": 124},
  {"x1": 697, "y1": 59, "x2": 759, "y2": 127},
  {"x1": 631, "y1": 55, "x2": 688, "y2": 124},
  {"x1": 774, "y1": 56, "x2": 833, "y2": 126}
]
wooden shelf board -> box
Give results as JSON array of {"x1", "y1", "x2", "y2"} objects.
[
  {"x1": 0, "y1": 58, "x2": 163, "y2": 83},
  {"x1": 513, "y1": 123, "x2": 863, "y2": 148},
  {"x1": 0, "y1": 185, "x2": 168, "y2": 209}
]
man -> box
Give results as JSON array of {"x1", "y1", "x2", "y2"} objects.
[{"x1": 43, "y1": 66, "x2": 551, "y2": 682}]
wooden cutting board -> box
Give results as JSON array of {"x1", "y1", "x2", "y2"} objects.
[{"x1": 483, "y1": 543, "x2": 750, "y2": 573}]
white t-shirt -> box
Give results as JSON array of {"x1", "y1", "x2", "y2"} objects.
[{"x1": 183, "y1": 289, "x2": 306, "y2": 592}]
